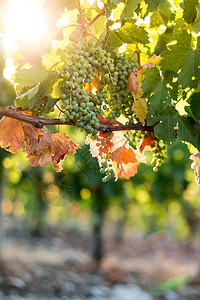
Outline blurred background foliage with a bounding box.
[1,125,200,259]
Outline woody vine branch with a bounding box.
[0,106,154,133]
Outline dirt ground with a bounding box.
[0,224,200,299]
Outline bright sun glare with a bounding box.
[4,0,46,51]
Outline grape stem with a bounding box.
[0,106,154,132]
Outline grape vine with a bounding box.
[0,0,200,185]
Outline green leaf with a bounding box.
[177,116,199,146]
[0,79,16,107]
[120,0,141,20]
[192,6,200,32]
[145,0,165,13]
[149,80,171,112]
[146,105,158,126]
[182,0,198,24]
[158,1,174,24]
[100,23,149,50]
[150,11,163,28]
[142,67,171,112]
[15,72,58,111]
[160,31,200,88]
[15,83,40,109]
[142,68,161,96]
[188,92,200,122]
[154,26,174,55]
[154,114,177,143]
[15,66,53,85]
[111,0,123,4]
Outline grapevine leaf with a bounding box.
[155,26,174,55]
[86,118,147,180]
[15,66,52,85]
[0,78,16,107]
[15,72,58,110]
[51,133,81,172]
[193,6,200,32]
[190,152,200,185]
[25,130,80,172]
[158,1,174,24]
[142,67,161,96]
[120,0,141,20]
[150,11,163,27]
[177,116,199,147]
[149,80,171,112]
[127,71,139,95]
[142,67,171,112]
[102,23,149,50]
[132,98,147,123]
[111,145,140,180]
[0,117,25,153]
[146,105,158,126]
[182,0,198,24]
[15,83,40,109]
[188,92,200,122]
[160,31,200,87]
[111,0,123,4]
[145,0,165,13]
[138,132,157,153]
[154,114,177,143]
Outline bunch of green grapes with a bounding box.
[99,154,115,182]
[127,130,143,146]
[103,54,138,119]
[58,38,139,135]
[151,139,167,172]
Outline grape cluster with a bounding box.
[58,37,139,135]
[99,155,115,182]
[103,54,138,119]
[151,139,167,172]
[59,37,118,134]
[128,130,143,146]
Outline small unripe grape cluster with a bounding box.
[100,156,115,182]
[128,130,143,146]
[151,139,167,172]
[103,54,138,119]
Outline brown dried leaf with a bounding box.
[0,117,25,153]
[25,132,80,172]
[51,133,80,171]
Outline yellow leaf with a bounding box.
[132,98,147,123]
[147,54,161,65]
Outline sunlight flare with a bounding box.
[4,0,46,50]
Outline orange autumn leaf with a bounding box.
[85,117,121,158]
[127,67,143,97]
[25,132,80,172]
[86,117,148,180]
[22,122,44,153]
[111,144,140,180]
[0,117,25,153]
[86,131,114,158]
[26,147,52,167]
[138,132,156,153]
[51,133,80,172]
[0,116,80,172]
[190,152,200,186]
